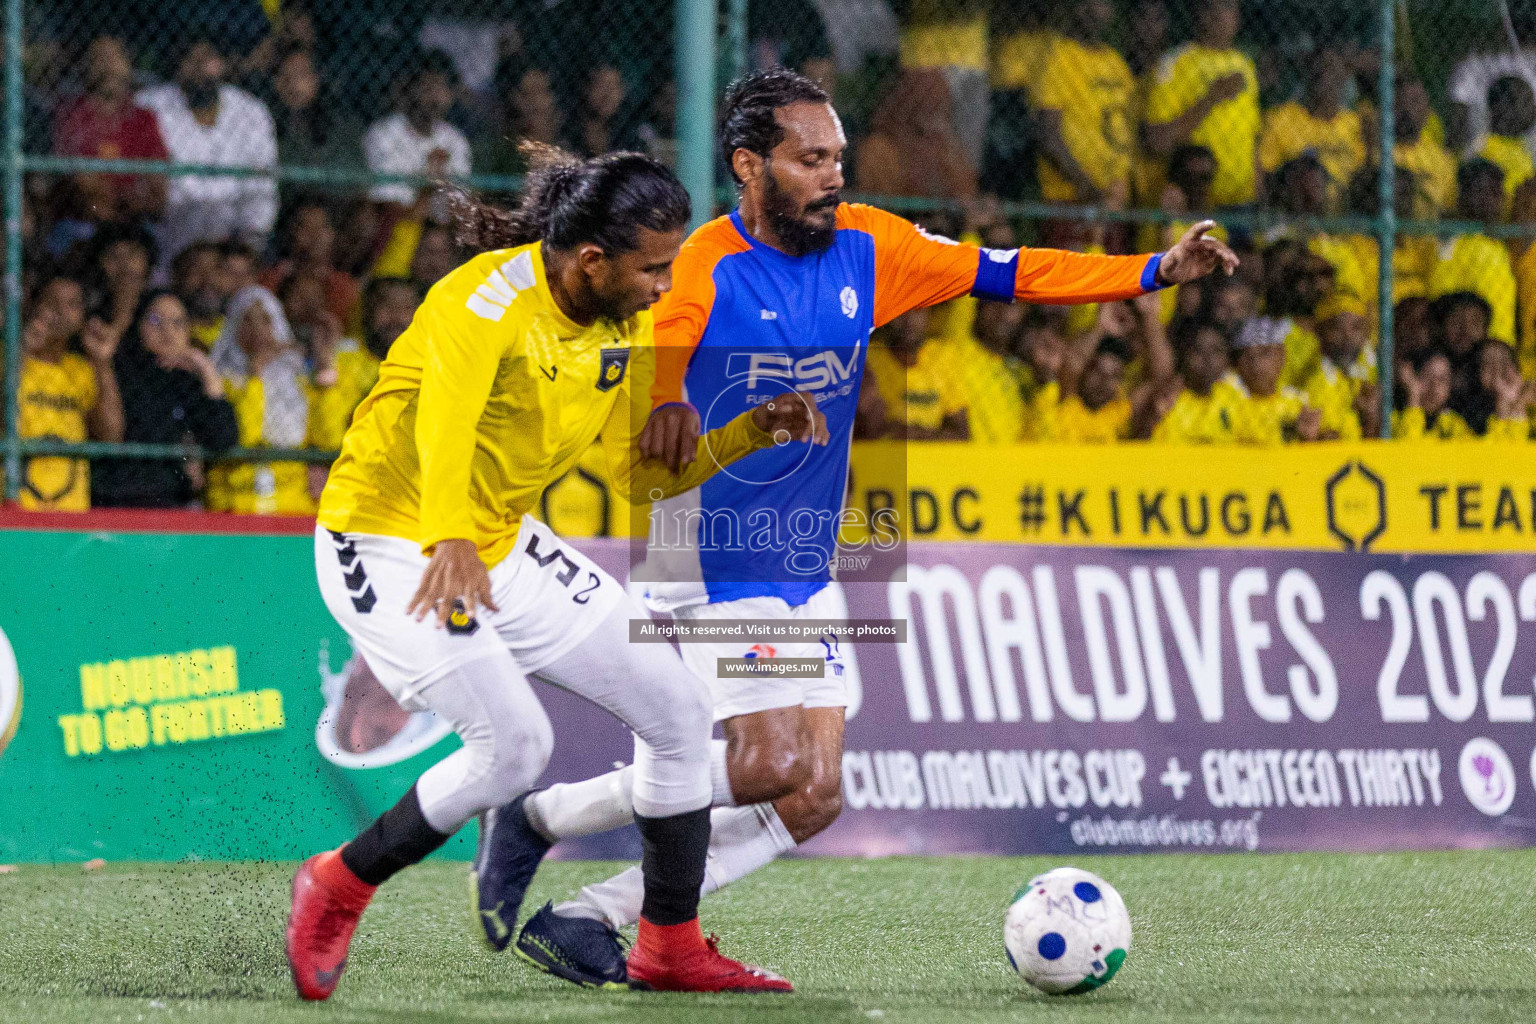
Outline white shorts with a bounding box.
[314,516,626,709]
[674,585,850,722]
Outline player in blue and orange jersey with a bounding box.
[486,70,1237,987]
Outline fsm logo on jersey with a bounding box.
[727,349,860,391]
[1458,738,1515,816]
[0,624,21,759]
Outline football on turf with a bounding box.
[1003,867,1130,994]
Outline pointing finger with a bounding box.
[1176,219,1218,248]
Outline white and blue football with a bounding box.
[1003,867,1131,994]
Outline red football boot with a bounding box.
[626,918,793,993]
[285,849,377,1001]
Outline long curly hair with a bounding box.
[447,142,691,253]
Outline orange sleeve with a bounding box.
[1014,247,1161,305]
[648,218,747,408]
[843,203,1162,328]
[844,204,981,328]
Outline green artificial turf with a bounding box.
[2,851,1534,1023]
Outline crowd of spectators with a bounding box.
[7,0,1536,517]
[859,201,1534,446]
[852,0,1536,447]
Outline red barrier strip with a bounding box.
[0,505,318,536]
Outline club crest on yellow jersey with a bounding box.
[597,348,630,392]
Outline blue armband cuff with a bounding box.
[971,247,1020,303]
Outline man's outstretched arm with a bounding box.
[847,203,1238,327]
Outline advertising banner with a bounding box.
[845,441,1536,553]
[829,543,1536,855]
[2,522,1535,861]
[542,442,1536,555]
[0,525,640,863]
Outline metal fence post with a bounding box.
[675,0,717,228]
[3,0,24,500]
[726,0,749,87]
[1376,0,1397,439]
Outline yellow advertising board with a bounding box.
[846,442,1536,554]
[540,441,1536,556]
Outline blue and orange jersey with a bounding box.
[638,203,1163,609]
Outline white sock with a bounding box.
[526,741,733,842]
[555,803,796,928]
[525,765,635,842]
[709,739,737,807]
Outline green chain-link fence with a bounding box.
[3,0,1533,515]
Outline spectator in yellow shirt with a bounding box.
[1203,274,1258,337]
[1267,156,1369,303]
[1139,145,1224,321]
[1148,145,1219,243]
[1226,318,1320,444]
[1015,308,1071,438]
[1030,0,1136,205]
[1430,159,1518,345]
[309,276,422,453]
[1394,295,1434,366]
[1430,291,1494,418]
[1262,238,1336,387]
[1139,318,1236,442]
[1303,292,1378,440]
[1144,0,1260,206]
[1341,165,1438,322]
[1509,179,1536,375]
[897,0,991,167]
[1034,335,1135,443]
[1477,76,1536,212]
[207,285,343,514]
[1392,78,1458,217]
[1257,45,1364,211]
[1394,349,1474,440]
[928,299,1030,444]
[1127,0,1173,205]
[1475,339,1535,440]
[9,276,125,510]
[864,306,969,440]
[989,5,1056,93]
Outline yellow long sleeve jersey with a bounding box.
[318,243,774,565]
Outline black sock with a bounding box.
[633,807,711,926]
[340,784,451,886]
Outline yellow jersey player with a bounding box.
[285,147,826,1000]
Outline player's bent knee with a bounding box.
[671,685,713,749]
[637,684,713,762]
[805,783,844,836]
[731,742,810,804]
[617,644,714,760]
[775,779,842,842]
[515,708,556,777]
[473,711,555,808]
